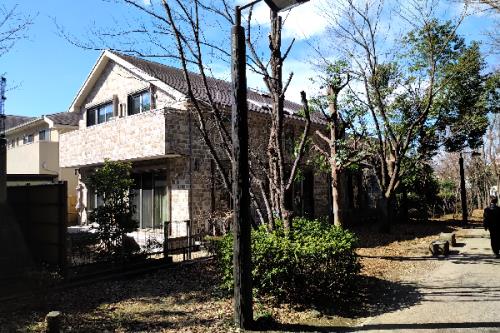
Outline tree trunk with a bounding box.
[379,194,394,233]
[331,162,342,227]
[401,187,409,224]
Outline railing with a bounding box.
[66,220,210,277]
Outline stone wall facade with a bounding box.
[65,57,331,232]
[60,110,168,168]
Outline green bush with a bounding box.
[208,218,360,303]
[87,160,139,258]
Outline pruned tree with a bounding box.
[241,5,312,232]
[309,60,367,226]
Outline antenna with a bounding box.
[0,77,5,137]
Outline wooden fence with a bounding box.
[7,182,68,270]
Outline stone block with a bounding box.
[46,311,61,333]
[439,232,456,247]
[429,240,449,256]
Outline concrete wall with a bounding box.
[7,141,59,174]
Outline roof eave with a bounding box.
[5,117,46,135]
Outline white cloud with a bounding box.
[245,1,328,40]
[143,0,152,5]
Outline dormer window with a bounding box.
[128,90,151,116]
[87,102,113,127]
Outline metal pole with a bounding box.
[459,153,467,224]
[0,77,6,205]
[231,5,253,330]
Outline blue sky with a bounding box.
[1,0,498,117]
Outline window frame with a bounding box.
[86,101,114,127]
[39,129,49,141]
[22,134,34,145]
[128,90,152,116]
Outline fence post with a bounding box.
[163,220,169,260]
[186,220,191,260]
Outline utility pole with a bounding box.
[459,153,467,224]
[0,77,7,205]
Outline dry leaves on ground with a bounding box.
[0,218,470,332]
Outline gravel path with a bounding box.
[352,227,500,333]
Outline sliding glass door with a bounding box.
[131,171,169,229]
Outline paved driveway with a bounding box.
[353,227,500,333]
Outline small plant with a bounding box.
[87,160,139,259]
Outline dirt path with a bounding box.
[351,227,500,332]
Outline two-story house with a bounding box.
[6,112,80,223]
[59,50,330,234]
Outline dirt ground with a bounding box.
[0,217,473,332]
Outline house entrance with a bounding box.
[131,171,169,229]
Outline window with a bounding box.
[128,90,151,116]
[39,129,48,141]
[22,134,34,144]
[87,191,104,211]
[86,102,113,127]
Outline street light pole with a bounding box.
[231,0,309,329]
[231,5,253,329]
[459,153,467,224]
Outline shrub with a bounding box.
[87,160,139,258]
[209,218,360,303]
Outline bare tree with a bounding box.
[487,113,500,198]
[0,4,34,58]
[242,6,312,231]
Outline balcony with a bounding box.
[59,109,183,168]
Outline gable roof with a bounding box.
[113,52,302,112]
[5,115,35,130]
[45,112,80,126]
[69,50,324,123]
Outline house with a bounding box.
[5,112,80,224]
[59,50,331,235]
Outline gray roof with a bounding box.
[5,111,79,132]
[113,52,324,123]
[5,115,36,130]
[45,111,80,126]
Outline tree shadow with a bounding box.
[0,259,231,332]
[448,253,500,266]
[254,275,422,332]
[351,219,462,248]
